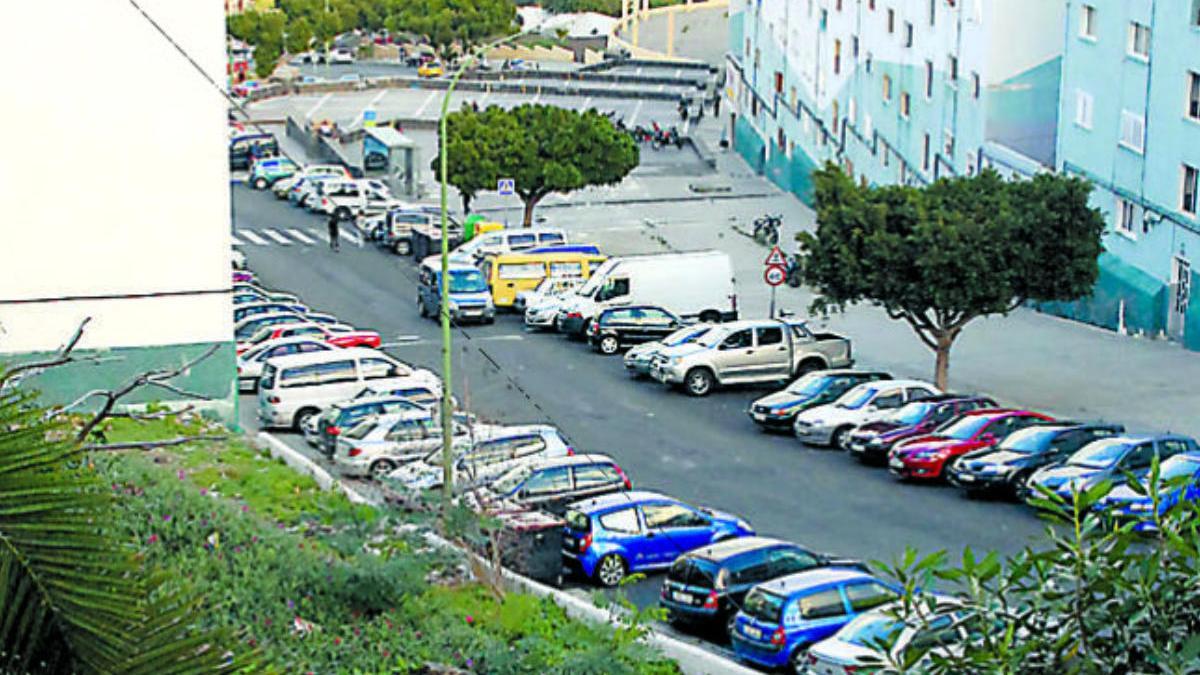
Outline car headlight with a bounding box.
[866,437,885,447]
[667,356,682,365]
[736,519,752,531]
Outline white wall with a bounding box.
[0,0,232,353]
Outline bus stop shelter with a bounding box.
[363,126,420,199]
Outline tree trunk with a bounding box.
[461,192,472,215]
[933,333,953,391]
[521,195,541,227]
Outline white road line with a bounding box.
[229,232,244,246]
[262,228,292,245]
[683,119,691,135]
[369,89,388,105]
[308,227,330,243]
[629,99,645,125]
[306,93,332,119]
[238,230,269,245]
[340,230,362,246]
[582,96,592,111]
[287,228,316,244]
[413,90,438,118]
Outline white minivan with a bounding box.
[449,227,567,263]
[555,250,738,336]
[256,347,441,430]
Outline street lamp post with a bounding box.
[437,32,525,523]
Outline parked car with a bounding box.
[292,175,340,209]
[651,320,855,397]
[233,301,309,324]
[237,337,335,393]
[586,305,684,355]
[948,422,1124,495]
[562,491,754,587]
[806,598,972,673]
[257,348,440,430]
[624,323,715,378]
[478,454,631,516]
[792,380,942,448]
[333,412,482,479]
[730,568,899,671]
[233,290,301,307]
[659,537,867,637]
[249,157,299,189]
[232,283,300,303]
[229,132,277,171]
[514,276,583,314]
[1024,434,1200,503]
[524,277,588,330]
[889,409,1054,481]
[846,395,998,464]
[237,322,381,355]
[234,312,310,341]
[309,394,429,456]
[416,257,495,324]
[1094,452,1200,531]
[313,178,396,219]
[329,48,355,64]
[384,425,572,492]
[272,164,351,199]
[451,227,568,263]
[748,370,893,432]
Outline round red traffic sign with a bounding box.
[764,265,786,287]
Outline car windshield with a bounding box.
[490,465,532,496]
[836,387,878,410]
[888,402,932,425]
[940,415,992,441]
[564,509,590,532]
[1068,439,1132,469]
[742,588,785,623]
[788,374,832,396]
[343,419,376,441]
[448,269,488,294]
[839,612,903,649]
[998,427,1060,453]
[665,326,709,347]
[1159,456,1200,482]
[667,558,716,589]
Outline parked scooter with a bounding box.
[753,213,782,246]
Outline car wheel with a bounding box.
[830,426,851,450]
[253,177,268,189]
[417,297,428,318]
[335,207,351,221]
[724,613,738,640]
[394,239,412,255]
[699,310,722,324]
[684,368,715,397]
[369,459,396,480]
[595,554,627,587]
[789,644,812,674]
[293,407,319,432]
[598,335,620,355]
[794,359,824,378]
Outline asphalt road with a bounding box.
[231,186,1049,643]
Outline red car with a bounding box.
[236,323,382,355]
[887,409,1054,481]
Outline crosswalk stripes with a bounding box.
[262,228,291,245]
[238,230,269,245]
[287,228,316,244]
[232,227,368,248]
[230,232,244,246]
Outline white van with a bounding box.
[555,250,737,336]
[449,227,568,263]
[256,347,441,430]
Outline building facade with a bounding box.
[726,0,1065,202]
[1049,0,1200,349]
[1,0,237,418]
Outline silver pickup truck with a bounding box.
[649,319,853,396]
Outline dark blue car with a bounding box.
[1094,452,1200,531]
[1026,434,1199,503]
[731,567,899,671]
[562,491,754,587]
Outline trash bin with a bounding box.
[492,509,565,585]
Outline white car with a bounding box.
[333,412,494,479]
[236,336,336,393]
[329,48,355,64]
[514,276,583,314]
[792,379,941,448]
[273,164,351,199]
[384,425,571,492]
[231,248,246,269]
[807,598,971,672]
[312,178,398,219]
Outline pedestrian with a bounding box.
[327,213,340,252]
[713,95,721,117]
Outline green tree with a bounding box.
[433,104,639,226]
[390,0,517,60]
[285,16,314,55]
[253,39,282,79]
[798,165,1104,389]
[0,375,248,673]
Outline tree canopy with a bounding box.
[432,104,640,225]
[799,164,1104,388]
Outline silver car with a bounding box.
[332,410,492,479]
[384,425,571,492]
[624,324,714,377]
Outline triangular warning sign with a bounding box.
[764,246,787,267]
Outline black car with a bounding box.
[658,537,866,637]
[947,422,1125,496]
[587,305,685,355]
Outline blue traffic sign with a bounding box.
[497,178,515,195]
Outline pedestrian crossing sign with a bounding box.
[497,178,515,196]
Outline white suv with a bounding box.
[314,178,397,219]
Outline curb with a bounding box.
[254,431,755,675]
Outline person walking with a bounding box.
[327,212,340,252]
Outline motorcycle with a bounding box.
[753,214,782,246]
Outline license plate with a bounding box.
[959,473,975,482]
[671,591,692,603]
[752,413,766,421]
[849,442,864,452]
[889,458,904,470]
[742,625,762,639]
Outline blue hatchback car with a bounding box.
[1094,453,1200,530]
[730,567,900,671]
[1026,434,1199,503]
[562,491,754,587]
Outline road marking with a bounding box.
[229,232,244,246]
[674,68,681,78]
[582,96,592,110]
[262,228,292,245]
[308,227,330,243]
[636,67,643,76]
[306,93,332,119]
[238,230,269,245]
[531,92,541,104]
[683,119,690,135]
[287,228,316,244]
[413,90,438,118]
[369,89,388,105]
[341,230,362,246]
[478,91,490,107]
[629,99,645,125]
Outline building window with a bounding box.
[1080,4,1097,39]
[943,128,954,155]
[882,74,893,101]
[791,86,798,110]
[923,133,931,171]
[775,71,784,93]
[948,55,959,82]
[901,92,911,118]
[870,0,877,10]
[1075,89,1094,129]
[745,38,750,57]
[972,72,981,99]
[1127,22,1150,60]
[1183,164,1199,215]
[1193,0,1200,26]
[863,112,873,138]
[1116,198,1138,237]
[834,40,842,75]
[754,48,761,67]
[778,127,786,149]
[1187,71,1200,121]
[836,0,843,11]
[866,52,873,73]
[929,0,937,25]
[882,146,890,167]
[887,8,896,33]
[1119,110,1145,153]
[852,35,859,58]
[925,60,934,98]
[820,9,828,29]
[848,97,857,126]
[832,100,840,133]
[904,22,914,47]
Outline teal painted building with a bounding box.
[1051,0,1200,350]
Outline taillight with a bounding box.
[326,426,340,436]
[348,447,362,457]
[565,447,575,456]
[770,627,786,646]
[236,365,242,374]
[579,533,592,553]
[566,311,582,319]
[614,464,632,490]
[267,396,281,404]
[843,667,858,674]
[703,590,719,609]
[322,198,329,207]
